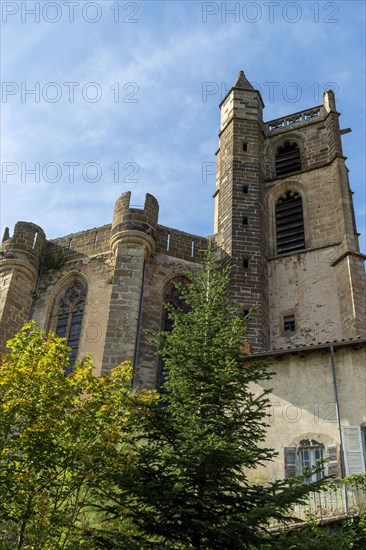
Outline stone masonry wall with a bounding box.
[0,266,36,352]
[32,254,113,377]
[268,244,343,349]
[216,86,270,351]
[155,225,208,263]
[102,243,145,374]
[135,253,203,389]
[47,224,112,262]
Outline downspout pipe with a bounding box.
[133,259,146,385]
[28,259,44,320]
[329,344,348,515]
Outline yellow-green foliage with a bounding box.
[0,322,156,549]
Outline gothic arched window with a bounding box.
[158,277,189,391]
[275,141,301,177]
[276,191,305,255]
[55,280,87,371]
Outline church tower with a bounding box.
[215,71,366,351]
[214,71,269,351]
[263,89,366,348]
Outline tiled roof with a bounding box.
[247,336,366,358]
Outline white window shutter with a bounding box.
[342,426,366,476]
[326,444,341,478]
[284,447,297,479]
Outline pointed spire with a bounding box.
[233,70,255,91]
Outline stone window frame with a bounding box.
[266,180,310,258]
[46,273,88,369]
[264,132,306,181]
[275,140,302,177]
[280,310,298,338]
[275,191,305,255]
[283,313,296,335]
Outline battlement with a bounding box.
[110,192,159,256]
[112,191,159,235]
[0,222,46,270]
[47,224,112,266]
[156,225,208,263]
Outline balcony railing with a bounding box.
[266,107,322,132]
[270,484,365,529]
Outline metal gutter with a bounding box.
[329,344,349,515]
[133,259,146,381]
[244,338,366,359]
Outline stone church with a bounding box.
[1,71,365,486]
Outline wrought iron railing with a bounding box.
[270,484,365,528]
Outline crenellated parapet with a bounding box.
[0,222,46,351]
[0,222,46,280]
[110,192,159,258]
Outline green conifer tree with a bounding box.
[96,249,329,549]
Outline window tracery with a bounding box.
[55,280,86,371]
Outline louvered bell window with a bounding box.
[275,141,301,176]
[276,191,305,254]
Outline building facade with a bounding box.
[1,71,365,484]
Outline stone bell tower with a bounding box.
[214,71,269,351]
[263,88,366,348]
[214,70,366,352]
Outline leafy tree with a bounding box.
[0,322,155,549]
[92,250,329,549]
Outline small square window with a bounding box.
[284,315,296,333]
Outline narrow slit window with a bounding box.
[191,239,195,257]
[93,231,98,249]
[243,216,248,225]
[243,258,249,269]
[276,191,305,254]
[243,185,249,194]
[243,142,248,152]
[32,232,38,249]
[275,141,301,177]
[166,233,171,251]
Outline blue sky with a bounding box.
[1,0,365,253]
